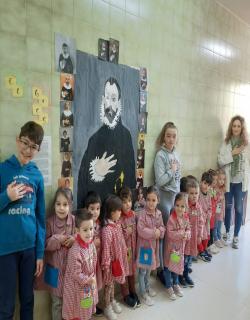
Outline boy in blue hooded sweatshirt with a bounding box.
[0,121,45,320]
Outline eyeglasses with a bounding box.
[18,138,40,152]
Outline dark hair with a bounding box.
[105,77,121,100]
[85,191,101,209]
[118,186,132,201]
[100,194,122,227]
[186,179,199,191]
[63,130,67,135]
[201,171,213,185]
[19,121,44,146]
[62,43,68,47]
[156,122,177,148]
[73,208,93,228]
[146,185,160,200]
[208,169,217,177]
[180,177,188,192]
[186,175,198,182]
[50,187,72,217]
[174,192,187,205]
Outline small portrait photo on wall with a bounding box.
[58,177,73,192]
[60,101,74,127]
[61,152,72,178]
[60,127,73,152]
[138,133,145,150]
[60,73,74,101]
[138,112,148,133]
[136,169,144,189]
[137,149,145,169]
[140,67,147,90]
[98,38,109,61]
[140,91,147,113]
[55,33,76,74]
[109,38,119,64]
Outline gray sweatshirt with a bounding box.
[154,146,181,193]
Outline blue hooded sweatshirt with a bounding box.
[0,155,45,258]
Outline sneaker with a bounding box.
[94,306,103,317]
[130,293,141,308]
[232,237,239,249]
[184,275,194,287]
[214,240,224,248]
[166,287,176,300]
[192,256,198,262]
[141,293,154,306]
[188,267,193,273]
[204,250,212,258]
[104,306,117,320]
[222,233,227,241]
[123,295,137,309]
[198,252,211,262]
[147,287,157,297]
[208,244,219,254]
[226,232,231,243]
[220,239,228,246]
[111,300,122,314]
[157,269,166,286]
[179,276,188,288]
[173,284,184,297]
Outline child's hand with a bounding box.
[232,145,244,156]
[170,160,178,172]
[35,259,43,277]
[63,236,75,248]
[155,229,161,239]
[88,276,96,287]
[59,235,68,244]
[197,237,202,244]
[7,181,26,201]
[126,226,133,235]
[94,237,101,248]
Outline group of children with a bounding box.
[39,167,227,320]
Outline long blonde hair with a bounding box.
[156,122,177,148]
[225,115,248,145]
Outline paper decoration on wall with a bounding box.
[98,38,109,61]
[55,33,76,74]
[12,85,23,97]
[39,113,49,124]
[5,75,16,89]
[60,73,74,101]
[39,95,49,107]
[109,38,119,64]
[140,91,147,113]
[138,112,148,133]
[74,51,139,206]
[32,87,42,99]
[61,152,72,177]
[136,169,144,189]
[32,104,42,115]
[60,127,73,152]
[60,101,74,127]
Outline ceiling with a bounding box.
[216,0,250,26]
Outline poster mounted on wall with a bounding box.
[55,33,76,74]
[98,38,109,61]
[109,38,119,64]
[60,73,74,101]
[138,112,148,133]
[60,101,74,127]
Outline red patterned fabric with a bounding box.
[101,220,129,285]
[215,189,225,222]
[164,211,191,275]
[136,208,165,270]
[93,220,103,290]
[199,192,212,240]
[62,238,98,320]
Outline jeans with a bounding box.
[183,255,192,277]
[163,267,179,289]
[213,220,222,241]
[225,183,246,237]
[138,268,151,295]
[0,248,36,320]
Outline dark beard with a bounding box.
[104,107,117,124]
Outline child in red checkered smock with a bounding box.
[180,179,203,288]
[163,193,191,300]
[198,171,213,262]
[40,188,75,320]
[62,209,98,320]
[101,195,129,320]
[118,187,140,308]
[214,170,227,248]
[84,191,103,316]
[137,186,165,306]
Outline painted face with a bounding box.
[146,192,159,212]
[64,101,70,110]
[111,209,121,222]
[175,198,186,217]
[103,82,119,123]
[87,202,101,222]
[16,136,39,165]
[217,174,226,188]
[77,219,94,243]
[188,187,199,205]
[55,193,70,220]
[164,128,177,151]
[232,119,242,137]
[62,45,69,55]
[122,199,132,213]
[200,181,209,194]
[65,76,71,85]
